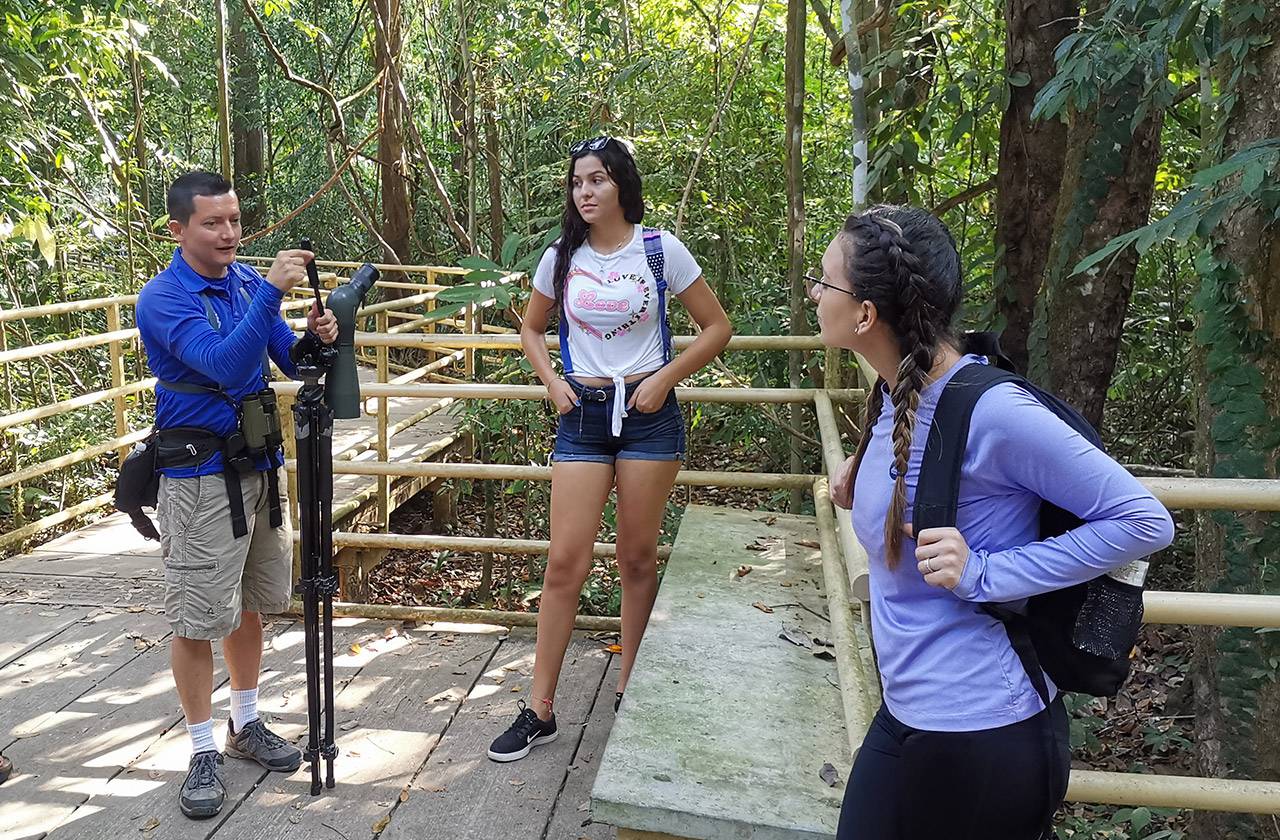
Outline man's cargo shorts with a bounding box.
[157,467,292,640]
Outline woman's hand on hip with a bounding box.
[627,373,672,414]
[907,524,969,590]
[549,378,580,415]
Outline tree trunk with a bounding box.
[993,0,1075,371]
[129,47,150,218]
[229,0,266,230]
[837,0,870,207]
[483,85,504,260]
[1191,4,1280,835]
[1030,66,1165,429]
[214,0,233,181]
[371,0,411,270]
[785,0,807,512]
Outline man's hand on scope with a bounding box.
[308,303,338,344]
[266,248,314,293]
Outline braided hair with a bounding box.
[549,139,646,317]
[843,205,962,567]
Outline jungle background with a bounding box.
[1,0,1278,836]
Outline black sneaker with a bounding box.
[487,701,557,762]
[179,750,226,819]
[226,719,303,772]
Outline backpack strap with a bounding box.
[911,362,1020,532]
[642,228,673,364]
[912,361,1054,708]
[552,241,575,374]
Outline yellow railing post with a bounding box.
[464,302,475,379]
[376,310,390,531]
[106,302,129,465]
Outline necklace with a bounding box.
[592,227,632,257]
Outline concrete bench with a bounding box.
[591,505,853,839]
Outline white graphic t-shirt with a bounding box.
[532,225,702,434]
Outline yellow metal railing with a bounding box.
[0,261,510,550]
[2,286,1279,816]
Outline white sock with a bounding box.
[230,687,259,730]
[187,718,217,755]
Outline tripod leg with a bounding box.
[318,404,337,789]
[294,390,323,796]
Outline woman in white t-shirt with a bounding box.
[488,137,732,762]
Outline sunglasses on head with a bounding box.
[569,136,620,157]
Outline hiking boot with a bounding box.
[0,754,12,785]
[487,701,557,762]
[179,751,226,819]
[225,719,302,772]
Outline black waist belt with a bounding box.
[155,426,283,539]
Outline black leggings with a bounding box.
[837,698,1070,840]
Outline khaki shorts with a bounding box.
[158,467,292,640]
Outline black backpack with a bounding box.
[910,332,1149,705]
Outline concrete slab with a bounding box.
[591,505,851,840]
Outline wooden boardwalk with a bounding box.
[0,553,621,840]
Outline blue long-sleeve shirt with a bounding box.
[136,249,298,477]
[852,355,1175,732]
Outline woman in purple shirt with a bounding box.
[810,205,1174,839]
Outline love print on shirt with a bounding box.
[565,267,653,342]
[574,290,631,312]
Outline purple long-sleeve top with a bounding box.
[851,355,1175,732]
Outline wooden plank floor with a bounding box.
[0,566,621,840]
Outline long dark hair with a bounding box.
[550,139,646,313]
[843,205,962,567]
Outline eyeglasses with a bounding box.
[804,271,857,299]
[569,136,614,156]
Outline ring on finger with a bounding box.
[925,558,936,574]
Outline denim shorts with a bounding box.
[553,375,686,464]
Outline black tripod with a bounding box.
[293,351,338,795]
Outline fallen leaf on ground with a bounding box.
[605,644,622,654]
[349,642,363,655]
[795,539,820,549]
[751,601,774,614]
[399,786,410,803]
[139,816,160,831]
[736,564,752,577]
[126,605,145,613]
[813,649,836,661]
[820,763,841,787]
[509,779,525,787]
[372,815,390,832]
[492,675,505,685]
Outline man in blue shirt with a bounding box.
[136,171,338,819]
